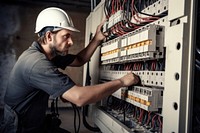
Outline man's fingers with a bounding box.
[101,17,107,25]
[98,17,107,30]
[132,72,140,84]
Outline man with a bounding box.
[0,7,139,132]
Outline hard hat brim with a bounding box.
[35,26,80,34]
[64,26,80,32]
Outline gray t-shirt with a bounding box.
[4,41,76,131]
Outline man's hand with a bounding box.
[94,19,108,42]
[119,72,140,87]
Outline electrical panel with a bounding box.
[84,0,196,132]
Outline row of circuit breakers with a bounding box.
[96,0,168,132]
[100,70,164,111]
[101,24,164,65]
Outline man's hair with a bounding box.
[37,27,60,44]
[37,35,46,44]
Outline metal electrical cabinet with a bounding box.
[83,0,199,132]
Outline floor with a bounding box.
[0,107,97,133]
[58,108,95,133]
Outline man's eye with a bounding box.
[63,34,70,39]
[63,35,68,39]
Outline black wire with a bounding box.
[82,106,101,132]
[56,98,59,117]
[139,10,168,18]
[126,0,130,20]
[196,47,200,55]
[104,0,109,18]
[196,64,200,71]
[123,101,126,124]
[106,95,113,106]
[76,106,81,133]
[71,103,77,133]
[107,0,112,17]
[51,99,55,114]
[135,0,168,18]
[71,103,81,133]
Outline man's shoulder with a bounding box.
[19,42,48,64]
[25,42,45,58]
[14,45,51,75]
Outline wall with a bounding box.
[0,3,89,108]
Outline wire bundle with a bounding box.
[102,59,165,71]
[104,0,166,39]
[106,96,163,132]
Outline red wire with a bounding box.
[116,23,126,35]
[125,64,131,70]
[122,0,127,10]
[119,24,127,35]
[134,9,156,22]
[151,61,156,71]
[137,108,141,120]
[139,109,144,123]
[113,24,123,36]
[125,64,128,70]
[146,111,151,125]
[116,0,119,11]
[139,63,142,70]
[131,0,140,23]
[133,63,137,71]
[158,115,163,133]
[112,0,115,14]
[130,0,159,24]
[120,21,135,33]
[126,19,140,29]
[136,63,139,71]
[118,0,122,10]
[151,114,157,128]
[128,64,132,70]
[134,6,159,21]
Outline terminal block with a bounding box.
[127,86,163,111]
[101,24,164,64]
[100,70,165,87]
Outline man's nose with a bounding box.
[68,37,73,46]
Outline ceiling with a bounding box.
[1,0,101,12]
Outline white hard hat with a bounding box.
[35,7,80,33]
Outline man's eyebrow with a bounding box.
[64,33,71,36]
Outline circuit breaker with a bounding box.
[83,0,197,132]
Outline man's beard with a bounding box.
[50,43,67,57]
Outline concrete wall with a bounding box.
[0,3,89,107]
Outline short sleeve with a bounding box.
[29,59,75,98]
[52,54,77,69]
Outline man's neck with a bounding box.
[40,43,55,60]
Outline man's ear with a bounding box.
[45,31,53,42]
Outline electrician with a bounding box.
[0,7,139,133]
